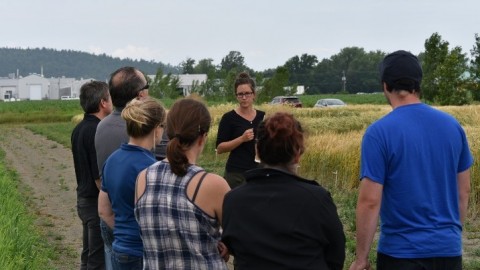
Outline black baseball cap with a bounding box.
[380,50,422,91]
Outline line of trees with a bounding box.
[150,32,480,105]
[3,32,480,105]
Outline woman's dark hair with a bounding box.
[234,72,255,94]
[121,97,166,138]
[256,112,304,166]
[166,98,211,176]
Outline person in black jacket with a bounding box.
[222,112,345,270]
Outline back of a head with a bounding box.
[121,97,166,139]
[109,66,146,108]
[166,98,211,176]
[257,112,304,166]
[234,72,255,92]
[379,50,423,93]
[80,81,109,114]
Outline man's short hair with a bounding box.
[380,50,423,93]
[108,67,146,108]
[80,81,109,114]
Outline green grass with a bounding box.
[0,150,57,270]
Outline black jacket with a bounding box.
[222,168,345,270]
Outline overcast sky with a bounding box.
[2,0,479,71]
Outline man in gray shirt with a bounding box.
[95,66,167,269]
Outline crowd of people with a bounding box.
[71,50,473,270]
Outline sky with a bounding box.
[2,0,479,71]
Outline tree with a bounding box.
[180,57,195,74]
[284,54,318,88]
[422,33,449,102]
[470,33,480,100]
[194,58,217,76]
[423,33,470,105]
[220,51,246,72]
[258,67,289,103]
[435,47,470,105]
[149,68,164,98]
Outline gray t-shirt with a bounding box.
[95,108,168,174]
[95,110,129,174]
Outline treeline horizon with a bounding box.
[2,31,480,102]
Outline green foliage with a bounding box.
[307,47,385,94]
[180,57,195,74]
[470,33,480,101]
[0,100,82,124]
[220,51,246,73]
[0,47,179,80]
[422,33,471,105]
[257,67,289,103]
[0,151,57,269]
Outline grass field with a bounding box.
[0,150,57,269]
[2,95,480,269]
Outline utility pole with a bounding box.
[342,70,346,93]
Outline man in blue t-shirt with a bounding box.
[349,51,473,270]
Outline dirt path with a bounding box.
[0,126,80,270]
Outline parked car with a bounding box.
[314,98,346,108]
[270,96,303,108]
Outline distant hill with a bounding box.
[0,47,181,80]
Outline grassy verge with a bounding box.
[0,150,57,270]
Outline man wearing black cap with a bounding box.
[349,51,473,270]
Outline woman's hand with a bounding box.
[242,128,254,142]
[217,241,230,262]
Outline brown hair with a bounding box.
[256,112,304,165]
[234,72,255,94]
[121,97,166,138]
[166,98,211,176]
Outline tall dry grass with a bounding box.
[205,104,480,216]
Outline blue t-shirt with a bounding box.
[360,103,473,258]
[102,143,157,257]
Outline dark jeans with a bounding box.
[377,252,462,270]
[112,252,143,270]
[224,171,246,189]
[77,197,105,270]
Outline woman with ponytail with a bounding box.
[216,72,265,189]
[222,112,346,270]
[98,97,166,270]
[134,98,231,269]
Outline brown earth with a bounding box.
[0,126,235,270]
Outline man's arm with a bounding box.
[98,190,115,229]
[458,169,471,224]
[349,178,383,270]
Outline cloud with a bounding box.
[110,45,164,62]
[88,45,103,55]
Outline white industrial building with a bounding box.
[0,73,94,101]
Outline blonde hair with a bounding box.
[121,97,166,138]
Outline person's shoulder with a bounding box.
[222,110,236,117]
[291,176,332,199]
[199,172,229,193]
